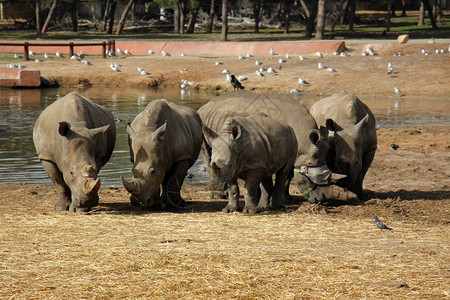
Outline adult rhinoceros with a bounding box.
[121,99,203,209]
[198,90,335,204]
[33,92,116,212]
[309,92,377,200]
[203,114,297,214]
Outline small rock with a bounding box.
[397,34,409,44]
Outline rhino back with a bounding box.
[310,92,375,128]
[232,115,297,173]
[199,90,317,150]
[131,99,202,163]
[33,92,115,164]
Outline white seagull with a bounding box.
[298,55,307,61]
[215,61,223,65]
[124,49,132,55]
[81,60,92,65]
[298,78,309,84]
[148,49,155,54]
[13,53,21,59]
[278,58,286,64]
[290,88,301,93]
[222,69,230,74]
[238,55,245,60]
[70,54,80,60]
[237,75,248,81]
[44,53,51,59]
[255,70,265,77]
[246,52,252,58]
[326,67,336,73]
[29,50,35,56]
[315,52,323,58]
[116,48,124,55]
[141,70,150,75]
[267,67,277,74]
[394,87,402,95]
[269,48,275,56]
[255,60,262,65]
[56,51,64,58]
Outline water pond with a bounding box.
[0,87,448,186]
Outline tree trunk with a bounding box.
[315,0,326,39]
[331,0,345,32]
[435,0,442,20]
[418,2,424,26]
[253,0,262,33]
[107,1,116,34]
[42,0,57,34]
[186,7,199,33]
[421,0,438,29]
[35,0,41,35]
[386,0,392,32]
[72,0,78,32]
[174,4,180,33]
[401,0,407,17]
[298,0,310,18]
[207,0,216,33]
[305,0,318,38]
[221,0,228,41]
[180,2,186,34]
[102,0,111,31]
[284,0,292,34]
[349,0,355,31]
[115,0,134,34]
[341,0,350,24]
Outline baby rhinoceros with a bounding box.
[121,99,202,209]
[33,92,116,212]
[203,115,297,214]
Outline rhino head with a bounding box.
[58,121,110,211]
[293,126,345,204]
[121,121,168,207]
[324,114,370,193]
[202,119,241,184]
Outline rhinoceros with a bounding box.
[309,92,377,199]
[198,90,334,204]
[33,92,116,212]
[203,114,297,213]
[121,99,203,209]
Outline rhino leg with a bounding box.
[258,177,273,211]
[242,170,264,214]
[356,149,376,200]
[41,160,71,211]
[223,180,239,213]
[271,165,292,209]
[162,160,192,210]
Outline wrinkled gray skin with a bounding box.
[310,92,377,200]
[203,115,297,214]
[33,92,116,212]
[121,99,202,209]
[198,90,331,204]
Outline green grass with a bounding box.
[0,11,448,42]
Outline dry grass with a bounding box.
[1,125,449,299]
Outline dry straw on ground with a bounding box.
[1,128,449,299]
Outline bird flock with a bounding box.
[4,41,449,97]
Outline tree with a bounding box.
[41,0,57,34]
[186,7,199,33]
[386,0,392,32]
[305,0,318,38]
[421,0,438,29]
[250,0,263,33]
[315,0,326,39]
[36,0,42,35]
[72,0,79,32]
[206,0,216,33]
[221,0,228,41]
[330,0,345,32]
[116,0,135,34]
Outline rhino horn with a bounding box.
[330,173,347,183]
[90,123,112,136]
[85,178,101,195]
[121,176,139,194]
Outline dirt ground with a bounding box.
[4,40,449,97]
[0,40,449,298]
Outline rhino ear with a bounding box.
[126,123,136,139]
[309,130,320,146]
[326,119,343,132]
[355,114,369,133]
[202,125,218,141]
[58,122,72,137]
[152,121,167,142]
[319,126,328,139]
[231,125,241,140]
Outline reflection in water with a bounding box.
[0,87,448,186]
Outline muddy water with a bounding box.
[0,87,448,186]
